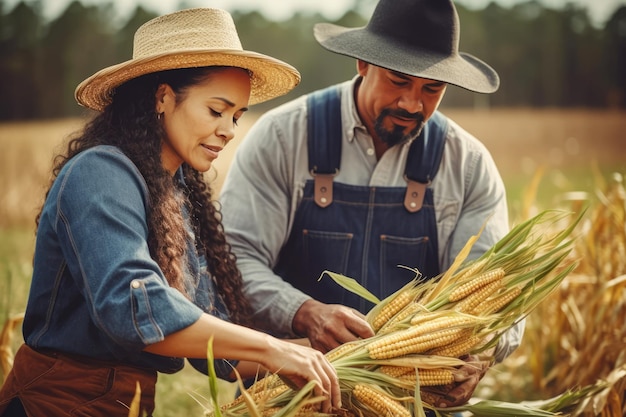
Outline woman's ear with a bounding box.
[155,83,171,114]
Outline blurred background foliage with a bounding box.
[0,0,626,121]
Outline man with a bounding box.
[220,0,523,407]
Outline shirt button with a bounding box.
[366,148,375,156]
[131,280,141,289]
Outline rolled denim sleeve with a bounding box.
[53,147,203,349]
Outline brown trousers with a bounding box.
[0,344,157,417]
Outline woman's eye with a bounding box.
[210,109,222,118]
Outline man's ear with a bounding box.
[356,59,369,76]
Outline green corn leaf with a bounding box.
[442,399,558,416]
[206,336,223,417]
[319,270,381,305]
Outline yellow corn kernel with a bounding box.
[261,407,282,416]
[429,334,483,357]
[352,384,411,417]
[221,382,289,410]
[453,258,488,281]
[367,327,466,359]
[448,267,506,302]
[378,365,415,378]
[325,341,362,362]
[244,374,283,395]
[476,286,522,315]
[409,312,476,329]
[415,369,455,386]
[368,314,477,359]
[378,302,423,334]
[379,366,456,386]
[454,280,504,314]
[373,290,414,331]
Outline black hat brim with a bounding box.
[314,22,499,94]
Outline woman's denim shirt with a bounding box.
[23,145,237,377]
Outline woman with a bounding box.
[0,8,340,417]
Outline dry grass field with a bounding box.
[1,108,624,416]
[1,108,624,229]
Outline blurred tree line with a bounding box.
[0,0,625,120]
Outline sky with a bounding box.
[3,0,625,28]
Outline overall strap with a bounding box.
[306,86,342,208]
[403,111,448,212]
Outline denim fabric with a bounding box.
[275,181,439,314]
[22,145,236,377]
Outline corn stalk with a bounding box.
[476,171,626,416]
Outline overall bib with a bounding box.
[274,87,448,314]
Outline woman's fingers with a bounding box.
[309,351,340,412]
[271,342,341,412]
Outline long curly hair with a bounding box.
[38,67,251,325]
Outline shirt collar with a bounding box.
[341,75,368,143]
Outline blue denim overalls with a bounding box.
[274,87,448,314]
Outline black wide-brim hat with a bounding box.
[314,0,499,94]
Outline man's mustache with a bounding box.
[383,108,425,124]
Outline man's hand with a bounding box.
[421,354,493,407]
[292,299,375,352]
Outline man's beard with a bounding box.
[374,108,426,147]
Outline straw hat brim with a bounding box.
[314,23,499,94]
[75,49,301,111]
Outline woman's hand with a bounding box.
[261,338,342,413]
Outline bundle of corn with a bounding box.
[476,172,626,416]
[209,209,584,417]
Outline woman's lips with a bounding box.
[201,144,222,159]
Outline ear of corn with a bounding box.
[415,369,455,386]
[377,365,415,378]
[366,314,479,359]
[448,267,506,302]
[372,290,414,331]
[367,326,467,359]
[326,340,364,362]
[377,302,423,334]
[220,381,289,410]
[352,384,412,417]
[380,367,455,386]
[408,312,477,329]
[454,280,504,314]
[429,334,484,357]
[453,258,489,281]
[475,286,523,315]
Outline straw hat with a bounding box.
[75,8,301,111]
[314,0,499,94]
